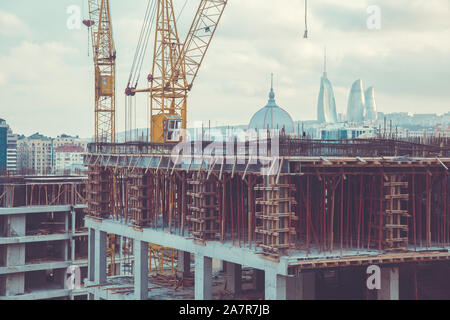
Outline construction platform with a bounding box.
[84,137,450,300]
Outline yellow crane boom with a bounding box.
[129,0,227,143]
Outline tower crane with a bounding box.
[84,0,117,276]
[126,0,228,143]
[84,0,116,146]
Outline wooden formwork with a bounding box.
[255,175,297,259]
[84,143,450,261]
[383,176,410,251]
[186,172,220,242]
[87,165,112,218]
[128,169,154,227]
[0,177,87,208]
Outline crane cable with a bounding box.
[125,0,157,141]
[128,0,157,88]
[176,0,189,22]
[135,1,157,86]
[304,0,309,38]
[128,0,152,86]
[81,0,91,57]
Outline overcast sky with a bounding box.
[0,0,449,138]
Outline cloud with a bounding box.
[0,0,449,137]
[0,72,5,86]
[0,41,93,137]
[0,10,30,37]
[184,0,449,124]
[0,41,77,84]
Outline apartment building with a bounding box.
[6,128,18,174]
[54,145,85,175]
[17,134,53,175]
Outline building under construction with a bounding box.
[77,0,449,301]
[83,136,450,300]
[0,175,89,300]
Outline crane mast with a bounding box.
[86,0,116,145]
[131,0,227,143]
[85,0,117,275]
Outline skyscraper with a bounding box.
[346,79,366,123]
[6,128,18,174]
[364,87,378,121]
[317,49,338,124]
[0,119,7,172]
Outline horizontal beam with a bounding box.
[85,217,287,275]
[0,261,72,275]
[0,233,72,245]
[1,289,72,300]
[288,251,450,273]
[0,205,87,216]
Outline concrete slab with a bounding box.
[0,289,71,300]
[0,205,87,216]
[85,218,286,276]
[0,234,72,245]
[0,261,72,275]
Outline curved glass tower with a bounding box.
[364,87,378,121]
[346,79,366,123]
[317,49,338,123]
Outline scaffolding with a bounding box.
[83,137,450,263]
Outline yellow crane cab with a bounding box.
[152,113,182,143]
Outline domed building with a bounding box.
[248,76,295,134]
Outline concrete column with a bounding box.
[5,215,26,296]
[286,272,316,300]
[265,270,287,300]
[195,254,212,300]
[64,212,70,261]
[225,261,242,295]
[377,267,399,300]
[71,209,76,262]
[88,228,95,281]
[94,230,107,284]
[253,269,265,292]
[177,251,191,277]
[134,240,148,300]
[119,236,124,275]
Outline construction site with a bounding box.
[0,0,449,301]
[0,176,89,300]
